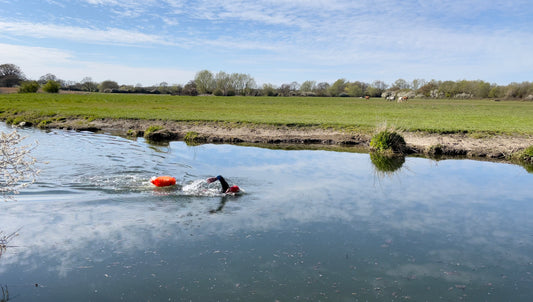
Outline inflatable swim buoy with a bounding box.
[150,176,176,187]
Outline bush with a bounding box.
[18,81,40,93]
[521,145,533,163]
[370,130,407,153]
[42,80,61,93]
[144,125,163,137]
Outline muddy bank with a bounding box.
[10,117,532,160]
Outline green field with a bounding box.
[1,93,533,134]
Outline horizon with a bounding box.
[1,0,532,86]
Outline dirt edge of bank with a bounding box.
[10,117,531,161]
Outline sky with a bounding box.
[1,0,532,86]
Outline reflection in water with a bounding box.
[369,152,405,175]
[522,162,533,173]
[1,285,9,302]
[1,123,533,301]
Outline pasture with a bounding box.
[1,93,532,135]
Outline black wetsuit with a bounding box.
[216,175,230,193]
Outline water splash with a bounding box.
[182,179,223,197]
[72,174,153,193]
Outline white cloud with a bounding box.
[1,0,532,84]
[0,21,174,46]
[0,43,194,85]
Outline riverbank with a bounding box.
[2,93,533,161]
[15,117,533,160]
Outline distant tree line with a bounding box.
[1,63,532,100]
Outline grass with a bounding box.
[1,93,533,135]
[370,130,407,153]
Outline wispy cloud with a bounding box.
[0,21,174,46]
[0,43,194,84]
[1,0,531,84]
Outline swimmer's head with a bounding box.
[227,185,240,193]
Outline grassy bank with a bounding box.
[1,93,533,134]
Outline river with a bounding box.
[1,123,532,301]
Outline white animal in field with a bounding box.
[386,96,395,101]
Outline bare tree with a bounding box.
[0,63,25,87]
[38,73,59,85]
[81,77,98,92]
[1,130,40,200]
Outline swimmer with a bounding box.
[206,175,240,194]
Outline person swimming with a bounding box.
[206,175,240,194]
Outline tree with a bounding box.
[315,82,330,97]
[195,70,215,94]
[438,81,458,98]
[411,79,426,91]
[0,64,25,87]
[243,75,257,96]
[18,81,40,93]
[328,79,347,96]
[417,81,438,97]
[183,80,198,96]
[261,83,276,96]
[215,71,232,95]
[42,80,61,93]
[365,86,382,97]
[345,82,363,97]
[38,73,58,85]
[300,80,316,93]
[392,78,410,90]
[168,84,183,95]
[277,83,292,97]
[367,80,388,97]
[81,77,98,92]
[99,80,119,92]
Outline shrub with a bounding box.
[184,131,206,145]
[370,130,406,153]
[521,145,533,163]
[18,81,40,93]
[42,80,61,93]
[184,131,199,142]
[144,125,163,138]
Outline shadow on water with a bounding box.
[208,194,243,214]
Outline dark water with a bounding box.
[1,123,532,301]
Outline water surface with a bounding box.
[1,123,532,301]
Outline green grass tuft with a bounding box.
[370,130,406,153]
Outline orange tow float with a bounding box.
[150,176,176,187]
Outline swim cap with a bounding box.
[228,185,240,193]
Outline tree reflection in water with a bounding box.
[1,129,39,201]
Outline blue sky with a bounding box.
[1,0,532,86]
